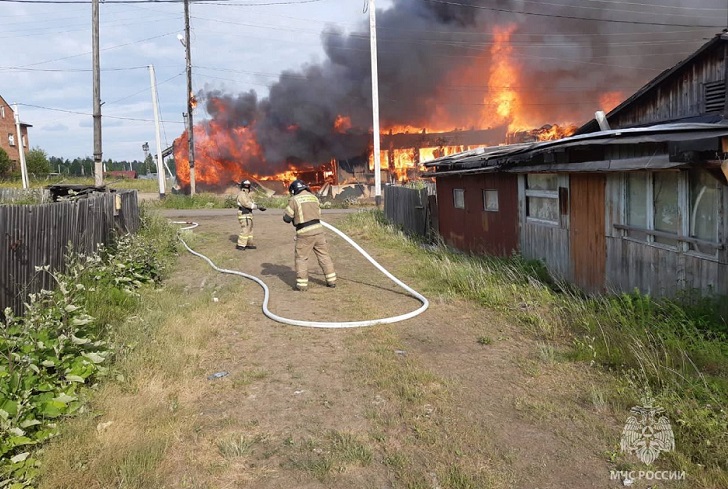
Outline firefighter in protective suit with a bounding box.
[236,180,265,250]
[283,180,337,291]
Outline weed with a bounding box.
[216,434,263,458]
[476,335,492,345]
[0,214,177,487]
[338,211,728,483]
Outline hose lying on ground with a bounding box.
[172,220,429,329]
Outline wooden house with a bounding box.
[426,33,728,297]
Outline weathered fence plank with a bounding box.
[1,190,140,316]
[383,185,431,238]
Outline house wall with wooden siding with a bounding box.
[611,44,726,127]
[603,173,728,297]
[518,174,571,280]
[435,173,518,256]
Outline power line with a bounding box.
[0,0,324,3]
[14,31,178,68]
[16,102,185,123]
[0,66,152,72]
[417,0,726,28]
[105,72,184,105]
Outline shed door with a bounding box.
[570,174,606,293]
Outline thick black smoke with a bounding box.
[198,0,725,175]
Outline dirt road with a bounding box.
[41,207,659,488]
[135,207,640,489]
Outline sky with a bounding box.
[1,0,727,163]
[2,0,395,162]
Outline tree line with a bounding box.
[0,146,176,179]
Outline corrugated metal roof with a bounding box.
[425,122,728,175]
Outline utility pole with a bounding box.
[184,0,196,195]
[148,65,166,198]
[13,104,29,189]
[368,0,382,206]
[92,0,103,187]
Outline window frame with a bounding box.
[620,170,722,257]
[525,173,560,225]
[483,189,499,212]
[453,188,465,209]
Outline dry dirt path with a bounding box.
[157,208,636,488]
[84,208,652,488]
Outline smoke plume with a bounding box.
[180,0,724,179]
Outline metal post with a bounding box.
[369,0,382,206]
[148,65,166,198]
[92,0,103,186]
[184,0,195,195]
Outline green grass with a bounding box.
[144,192,236,209]
[0,175,164,192]
[289,431,372,481]
[338,210,728,487]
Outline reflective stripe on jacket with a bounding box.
[284,191,323,234]
[237,189,256,212]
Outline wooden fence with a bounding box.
[1,190,140,316]
[383,185,435,238]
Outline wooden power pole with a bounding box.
[92,0,103,186]
[184,0,196,195]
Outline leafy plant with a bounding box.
[0,215,175,487]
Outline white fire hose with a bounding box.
[172,220,429,328]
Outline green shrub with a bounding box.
[0,213,177,486]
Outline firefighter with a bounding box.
[283,179,337,291]
[236,180,265,250]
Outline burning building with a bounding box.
[172,0,716,194]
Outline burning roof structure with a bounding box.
[172,0,719,193]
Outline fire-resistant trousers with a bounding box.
[294,231,336,289]
[237,214,254,247]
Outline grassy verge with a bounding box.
[0,176,163,193]
[146,190,371,210]
[337,210,728,488]
[0,211,178,487]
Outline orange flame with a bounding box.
[334,115,352,133]
[599,91,624,113]
[173,23,622,191]
[483,24,522,131]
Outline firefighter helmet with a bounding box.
[240,179,252,190]
[289,179,309,195]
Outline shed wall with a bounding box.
[435,173,518,256]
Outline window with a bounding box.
[624,170,721,253]
[453,188,465,209]
[653,172,679,246]
[8,134,14,146]
[483,189,498,211]
[21,135,26,148]
[625,171,679,246]
[0,106,4,118]
[689,170,720,254]
[525,173,559,223]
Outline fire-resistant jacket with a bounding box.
[284,190,323,235]
[236,189,257,214]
